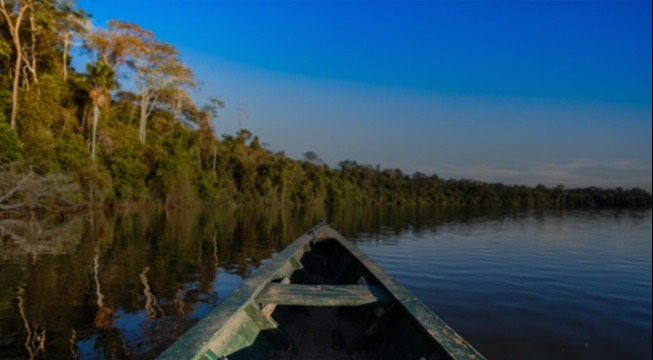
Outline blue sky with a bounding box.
[78,0,652,189]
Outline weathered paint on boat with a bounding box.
[157,225,485,360]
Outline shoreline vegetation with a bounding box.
[1,1,651,214]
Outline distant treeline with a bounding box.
[1,1,650,212]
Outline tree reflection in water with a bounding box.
[93,251,113,330]
[0,206,326,358]
[0,205,535,359]
[16,287,46,359]
[0,207,650,359]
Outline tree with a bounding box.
[11,0,57,87]
[0,119,22,163]
[86,20,195,143]
[159,86,195,123]
[23,0,42,85]
[132,40,194,143]
[87,60,116,162]
[194,97,223,173]
[85,19,146,70]
[54,0,88,81]
[0,0,29,128]
[303,151,324,165]
[0,35,10,59]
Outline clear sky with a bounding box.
[78,0,652,190]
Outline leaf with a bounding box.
[0,37,10,59]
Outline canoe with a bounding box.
[158,224,485,360]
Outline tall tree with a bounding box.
[55,0,88,81]
[200,97,223,173]
[132,40,194,143]
[24,0,39,85]
[86,20,195,143]
[85,19,148,71]
[87,60,116,162]
[14,0,56,87]
[0,0,29,128]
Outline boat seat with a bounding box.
[256,283,392,307]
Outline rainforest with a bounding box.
[1,0,651,213]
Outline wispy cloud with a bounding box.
[413,158,652,190]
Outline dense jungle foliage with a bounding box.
[1,1,651,212]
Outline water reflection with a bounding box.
[0,206,324,359]
[0,206,650,359]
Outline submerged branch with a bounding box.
[0,161,84,212]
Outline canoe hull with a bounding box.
[158,225,484,360]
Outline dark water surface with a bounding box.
[0,207,650,359]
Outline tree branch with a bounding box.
[0,169,33,205]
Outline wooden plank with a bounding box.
[157,226,319,360]
[260,277,290,318]
[257,283,388,306]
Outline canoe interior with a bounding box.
[157,226,483,360]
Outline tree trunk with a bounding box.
[139,95,147,143]
[91,105,99,162]
[173,90,181,120]
[1,0,26,129]
[212,144,217,173]
[62,33,69,81]
[10,45,21,129]
[27,8,37,84]
[21,64,30,90]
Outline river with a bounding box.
[0,206,650,359]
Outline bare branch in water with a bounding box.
[0,161,84,212]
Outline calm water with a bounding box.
[0,207,650,359]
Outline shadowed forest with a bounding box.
[1,0,651,212]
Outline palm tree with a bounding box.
[87,60,116,163]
